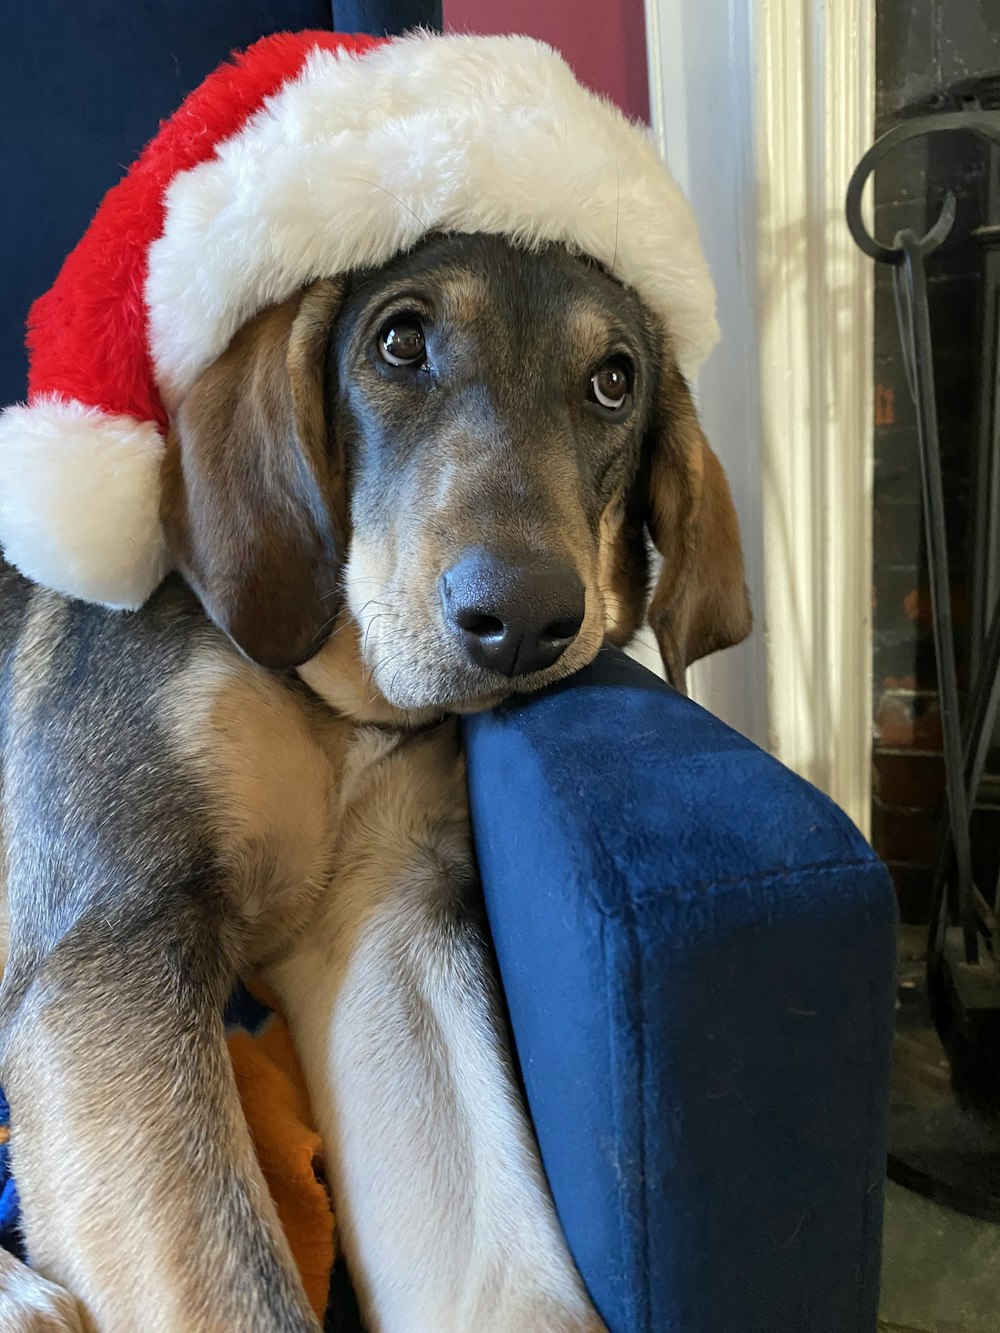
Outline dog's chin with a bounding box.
[372,639,602,717]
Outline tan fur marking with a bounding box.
[439,270,490,322]
[596,504,628,640]
[160,645,351,964]
[1,589,70,982]
[9,590,69,718]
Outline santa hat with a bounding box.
[0,29,717,611]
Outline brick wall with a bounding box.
[872,2,1000,920]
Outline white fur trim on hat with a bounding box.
[0,397,169,609]
[147,32,718,411]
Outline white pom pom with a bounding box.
[0,397,169,609]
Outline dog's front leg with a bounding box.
[0,909,320,1333]
[267,724,604,1333]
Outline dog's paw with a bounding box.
[0,1263,88,1332]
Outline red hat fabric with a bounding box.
[0,30,717,611]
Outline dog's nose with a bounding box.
[440,551,585,677]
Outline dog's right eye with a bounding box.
[378,316,427,368]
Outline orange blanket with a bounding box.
[227,994,335,1323]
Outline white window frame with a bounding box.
[644,0,876,835]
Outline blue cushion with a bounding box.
[464,646,897,1333]
[0,1091,21,1261]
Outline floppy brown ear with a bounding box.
[161,279,346,668]
[645,360,752,691]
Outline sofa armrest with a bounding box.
[463,646,896,1333]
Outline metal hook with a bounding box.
[845,111,1000,264]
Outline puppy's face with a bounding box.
[322,235,654,712]
[163,234,750,721]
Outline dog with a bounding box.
[0,231,750,1331]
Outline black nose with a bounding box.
[440,550,586,677]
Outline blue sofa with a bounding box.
[0,5,897,1331]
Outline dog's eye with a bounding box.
[379,316,426,367]
[589,359,632,411]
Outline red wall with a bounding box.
[443,0,649,123]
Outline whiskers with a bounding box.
[596,582,632,639]
[368,647,412,706]
[308,596,394,650]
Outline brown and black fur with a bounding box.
[0,234,750,1332]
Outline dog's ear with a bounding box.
[162,279,346,668]
[644,358,752,691]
